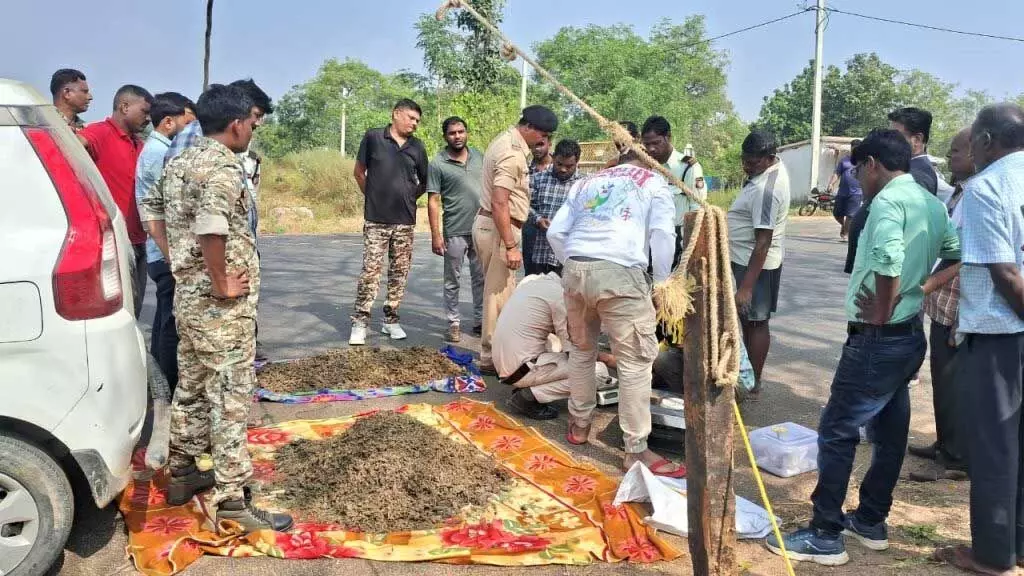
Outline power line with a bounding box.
[826,7,1024,43]
[683,9,815,49]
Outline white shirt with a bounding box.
[727,160,791,270]
[664,149,700,226]
[548,164,677,282]
[492,273,569,378]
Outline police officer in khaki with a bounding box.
[157,84,292,533]
[475,105,558,373]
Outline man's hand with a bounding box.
[854,284,901,324]
[431,235,446,256]
[538,217,551,231]
[948,325,958,348]
[213,270,250,300]
[735,286,753,317]
[505,246,522,270]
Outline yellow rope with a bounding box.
[733,400,797,576]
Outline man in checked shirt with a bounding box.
[908,126,974,482]
[526,139,581,276]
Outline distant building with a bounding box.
[777,136,858,204]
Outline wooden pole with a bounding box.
[682,210,737,576]
[203,0,214,91]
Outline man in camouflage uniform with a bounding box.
[147,84,292,533]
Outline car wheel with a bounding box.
[798,202,817,216]
[0,434,74,576]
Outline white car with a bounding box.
[0,79,148,576]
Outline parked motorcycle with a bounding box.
[798,187,835,216]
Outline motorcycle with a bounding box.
[798,187,835,216]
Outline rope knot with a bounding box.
[435,0,462,21]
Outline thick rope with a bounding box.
[438,0,740,386]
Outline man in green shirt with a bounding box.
[427,116,485,343]
[767,129,960,566]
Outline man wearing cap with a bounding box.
[474,105,558,374]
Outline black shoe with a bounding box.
[841,514,889,551]
[907,441,938,460]
[167,464,215,506]
[471,325,482,337]
[506,388,558,420]
[217,498,294,533]
[479,363,497,376]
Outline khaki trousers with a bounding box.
[563,259,658,454]
[472,214,521,366]
[519,353,612,405]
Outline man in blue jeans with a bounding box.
[766,129,960,566]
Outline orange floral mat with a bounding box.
[121,399,682,575]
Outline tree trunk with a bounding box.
[682,210,737,576]
[203,0,214,91]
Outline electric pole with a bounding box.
[809,0,826,194]
[340,87,351,156]
[519,58,528,110]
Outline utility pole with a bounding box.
[519,58,528,110]
[809,0,826,193]
[340,87,351,156]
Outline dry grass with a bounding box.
[258,149,430,235]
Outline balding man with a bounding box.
[79,85,154,317]
[934,103,1024,575]
[475,105,558,373]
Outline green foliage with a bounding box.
[254,58,416,158]
[531,17,745,184]
[414,1,517,94]
[417,88,522,156]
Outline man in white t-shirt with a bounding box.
[547,152,684,478]
[727,131,790,396]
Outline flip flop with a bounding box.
[647,458,687,479]
[933,545,1017,576]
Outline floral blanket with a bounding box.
[253,346,486,403]
[121,401,681,575]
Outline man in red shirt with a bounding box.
[80,84,153,318]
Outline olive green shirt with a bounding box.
[846,174,960,324]
[426,148,484,238]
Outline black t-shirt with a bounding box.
[910,155,939,195]
[357,126,429,225]
[844,203,870,274]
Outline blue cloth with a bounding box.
[960,151,1024,335]
[135,131,172,263]
[834,156,862,198]
[810,324,926,536]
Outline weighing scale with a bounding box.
[598,385,686,455]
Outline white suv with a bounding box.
[0,79,148,576]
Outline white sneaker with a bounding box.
[382,323,407,340]
[349,323,367,346]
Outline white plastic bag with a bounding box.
[613,462,777,539]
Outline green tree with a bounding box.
[256,58,416,158]
[532,17,744,182]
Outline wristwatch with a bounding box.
[505,241,518,250]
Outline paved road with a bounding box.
[55,218,955,575]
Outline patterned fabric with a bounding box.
[959,151,1024,335]
[924,186,965,327]
[160,136,260,506]
[528,168,581,267]
[119,401,682,575]
[352,222,415,324]
[253,347,486,403]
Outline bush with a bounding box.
[262,149,362,217]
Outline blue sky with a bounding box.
[4,0,1022,123]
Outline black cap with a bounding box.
[520,105,558,133]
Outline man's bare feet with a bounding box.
[567,420,591,445]
[933,545,1019,576]
[624,450,686,478]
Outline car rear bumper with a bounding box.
[52,309,147,507]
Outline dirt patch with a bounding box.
[257,346,462,393]
[270,411,511,533]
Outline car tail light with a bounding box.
[23,127,123,320]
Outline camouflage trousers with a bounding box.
[352,222,415,324]
[168,300,257,507]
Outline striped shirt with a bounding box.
[726,160,791,270]
[528,167,581,267]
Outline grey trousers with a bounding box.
[443,235,484,327]
[960,332,1024,570]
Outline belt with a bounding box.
[478,208,524,229]
[847,319,921,338]
[501,362,531,386]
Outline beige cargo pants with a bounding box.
[563,258,658,454]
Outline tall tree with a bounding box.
[414,0,516,94]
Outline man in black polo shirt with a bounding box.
[349,98,429,345]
